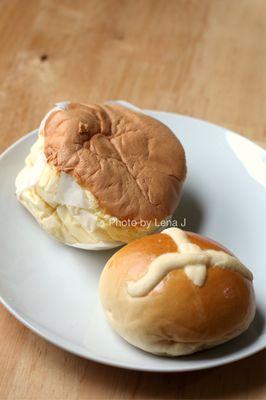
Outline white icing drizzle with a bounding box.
[127,228,253,297]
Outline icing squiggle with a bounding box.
[127,228,253,297]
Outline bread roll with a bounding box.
[15,102,186,249]
[100,228,255,356]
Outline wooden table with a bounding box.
[0,0,265,398]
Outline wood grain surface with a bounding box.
[0,0,265,399]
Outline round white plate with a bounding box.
[0,109,265,372]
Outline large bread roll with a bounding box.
[15,103,186,249]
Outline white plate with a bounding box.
[0,109,265,372]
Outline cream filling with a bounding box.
[127,228,253,297]
[15,136,158,247]
[15,135,123,249]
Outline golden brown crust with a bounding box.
[100,232,255,353]
[43,103,186,222]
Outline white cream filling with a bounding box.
[15,152,47,195]
[127,228,253,297]
[55,172,95,211]
[16,151,96,213]
[15,143,122,249]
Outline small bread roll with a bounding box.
[99,228,255,356]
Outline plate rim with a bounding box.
[0,111,265,372]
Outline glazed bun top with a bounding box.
[126,228,252,297]
[41,103,186,222]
